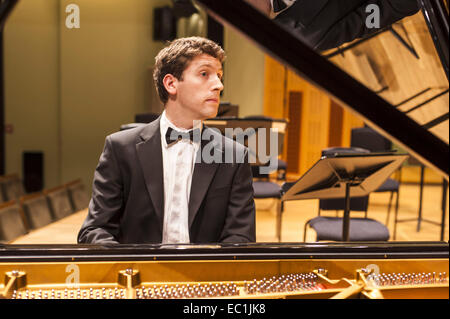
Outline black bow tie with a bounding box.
[165,127,200,146]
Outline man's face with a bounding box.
[173,54,224,121]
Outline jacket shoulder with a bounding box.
[107,121,158,146]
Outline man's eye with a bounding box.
[200,72,208,77]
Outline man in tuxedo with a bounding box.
[78,37,256,244]
[246,0,420,50]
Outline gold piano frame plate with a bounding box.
[1,258,447,299]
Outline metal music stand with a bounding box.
[282,152,409,241]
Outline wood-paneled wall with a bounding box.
[263,55,363,178]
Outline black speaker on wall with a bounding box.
[23,151,43,193]
[154,6,177,41]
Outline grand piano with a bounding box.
[0,0,448,301]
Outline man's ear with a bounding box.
[163,74,178,96]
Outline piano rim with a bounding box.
[0,242,448,262]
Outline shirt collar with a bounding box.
[160,111,203,147]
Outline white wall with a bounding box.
[58,0,171,189]
[4,0,171,191]
[223,26,265,117]
[4,0,60,188]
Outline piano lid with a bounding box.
[195,0,449,180]
[0,0,18,31]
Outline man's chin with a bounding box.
[203,104,219,119]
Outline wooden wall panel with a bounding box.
[328,100,344,147]
[286,92,302,173]
[263,55,286,119]
[263,56,363,177]
[298,84,331,176]
[342,108,364,147]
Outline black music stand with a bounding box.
[282,152,408,241]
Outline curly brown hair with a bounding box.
[153,37,226,105]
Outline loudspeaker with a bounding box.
[23,151,43,193]
[154,6,177,41]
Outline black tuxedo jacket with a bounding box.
[275,0,420,51]
[77,119,256,244]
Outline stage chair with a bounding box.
[0,200,28,243]
[304,196,389,242]
[0,185,5,204]
[65,179,90,212]
[351,127,400,226]
[252,161,285,242]
[0,174,26,201]
[276,159,287,181]
[302,147,390,242]
[19,193,53,230]
[44,186,74,221]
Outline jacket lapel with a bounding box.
[188,127,221,228]
[136,122,222,231]
[136,118,164,233]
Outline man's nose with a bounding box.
[212,75,224,92]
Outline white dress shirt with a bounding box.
[160,111,202,244]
